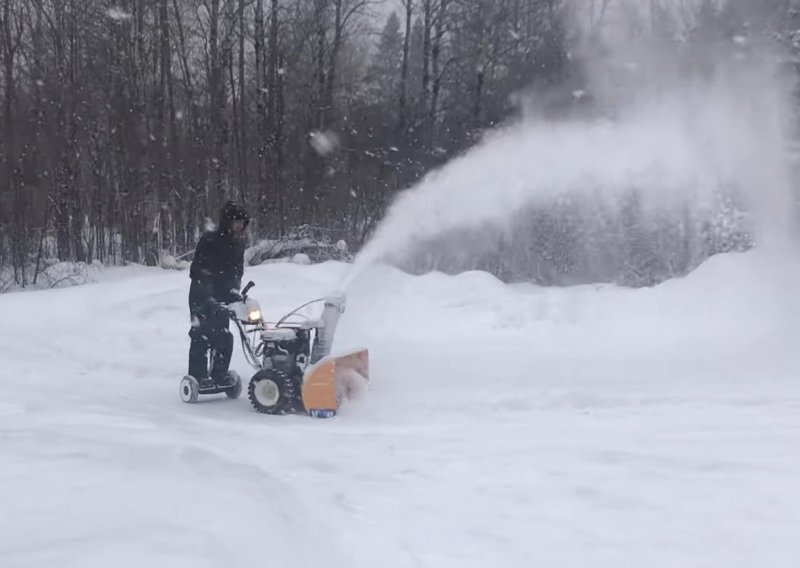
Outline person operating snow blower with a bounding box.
[187,201,250,390]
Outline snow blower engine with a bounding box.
[179,280,369,418]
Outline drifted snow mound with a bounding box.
[292,253,312,265]
[337,250,800,355]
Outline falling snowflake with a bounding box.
[107,7,133,21]
[309,130,340,156]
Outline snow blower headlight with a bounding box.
[248,308,262,323]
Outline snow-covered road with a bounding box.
[2,253,799,567]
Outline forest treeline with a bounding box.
[0,0,570,282]
[1,0,799,288]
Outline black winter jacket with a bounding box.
[188,230,246,314]
[189,201,250,315]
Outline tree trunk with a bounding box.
[473,2,486,126]
[421,0,433,127]
[2,0,15,198]
[324,0,343,128]
[157,0,172,257]
[2,0,24,283]
[255,0,266,215]
[399,0,412,132]
[223,0,236,202]
[276,50,286,234]
[430,0,448,147]
[238,0,248,205]
[209,0,225,202]
[315,4,326,130]
[305,0,327,215]
[267,0,279,134]
[267,0,280,223]
[229,46,241,206]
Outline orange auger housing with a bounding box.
[301,348,370,415]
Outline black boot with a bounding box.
[188,327,214,389]
[210,327,234,386]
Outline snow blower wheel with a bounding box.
[248,369,296,414]
[180,375,200,403]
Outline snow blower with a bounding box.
[179,281,369,418]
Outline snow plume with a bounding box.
[347,20,798,286]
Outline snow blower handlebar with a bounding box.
[275,298,326,327]
[241,280,255,300]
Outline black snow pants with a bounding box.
[188,308,233,382]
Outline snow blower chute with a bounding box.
[301,295,370,417]
[178,281,369,418]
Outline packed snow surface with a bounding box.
[2,251,800,567]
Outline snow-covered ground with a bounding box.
[2,251,800,567]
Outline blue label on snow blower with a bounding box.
[309,409,336,419]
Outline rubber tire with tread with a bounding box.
[225,370,243,399]
[180,375,200,403]
[248,369,296,414]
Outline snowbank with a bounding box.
[338,250,799,355]
[1,250,799,568]
[0,260,165,294]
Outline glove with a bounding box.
[227,289,243,303]
[203,297,231,319]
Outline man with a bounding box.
[187,201,250,388]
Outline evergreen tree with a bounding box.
[366,13,404,109]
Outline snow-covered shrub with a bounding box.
[159,252,190,271]
[245,225,352,266]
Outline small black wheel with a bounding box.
[248,369,295,414]
[225,370,243,399]
[180,375,200,403]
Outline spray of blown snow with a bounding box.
[341,10,798,288]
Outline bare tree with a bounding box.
[399,0,413,132]
[0,0,604,288]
